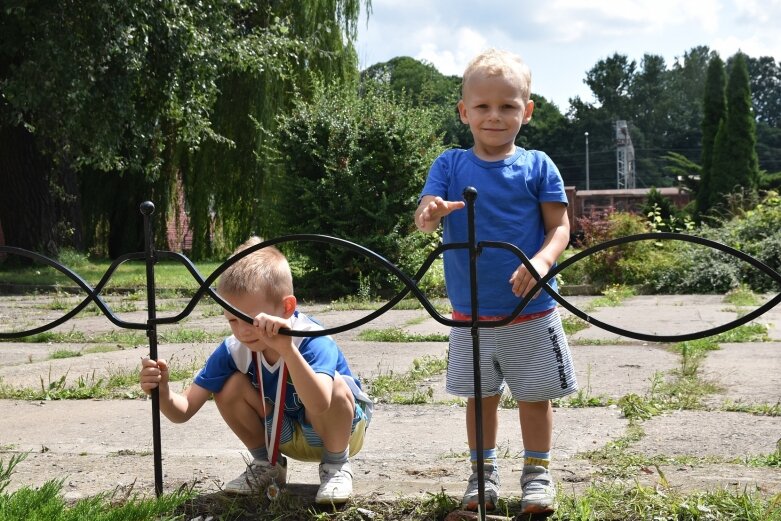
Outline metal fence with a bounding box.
[1,189,779,521]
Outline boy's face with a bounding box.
[458,71,534,161]
[222,291,286,350]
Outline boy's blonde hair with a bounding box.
[217,237,294,302]
[462,48,532,102]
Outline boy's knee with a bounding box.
[330,376,355,411]
[214,372,248,405]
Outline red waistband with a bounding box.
[452,307,555,325]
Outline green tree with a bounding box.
[709,53,760,211]
[362,56,466,147]
[0,1,369,258]
[698,54,727,217]
[273,82,443,298]
[184,1,367,259]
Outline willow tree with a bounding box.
[0,1,369,258]
[184,1,367,259]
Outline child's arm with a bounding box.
[510,202,570,298]
[252,313,336,415]
[139,357,210,423]
[414,195,465,233]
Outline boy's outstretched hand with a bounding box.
[139,357,169,395]
[416,196,465,231]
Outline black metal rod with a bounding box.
[141,201,164,497]
[464,186,486,521]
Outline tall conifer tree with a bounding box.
[709,53,760,210]
[697,55,726,217]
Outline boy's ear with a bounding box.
[282,295,297,318]
[523,100,535,124]
[457,99,469,124]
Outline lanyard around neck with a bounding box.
[252,351,289,466]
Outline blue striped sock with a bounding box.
[524,449,550,468]
[470,448,497,465]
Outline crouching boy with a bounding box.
[139,237,372,504]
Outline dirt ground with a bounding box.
[0,293,779,506]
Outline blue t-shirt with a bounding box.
[194,311,363,419]
[419,147,567,316]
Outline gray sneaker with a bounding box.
[223,457,287,496]
[520,464,556,515]
[316,461,353,504]
[461,462,500,511]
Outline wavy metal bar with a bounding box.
[2,233,780,341]
[0,248,152,337]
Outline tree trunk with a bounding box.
[0,125,59,256]
[0,125,83,258]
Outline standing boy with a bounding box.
[414,48,577,515]
[139,237,372,504]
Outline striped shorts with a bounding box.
[446,309,578,402]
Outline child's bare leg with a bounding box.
[466,394,501,450]
[306,375,355,452]
[213,372,266,450]
[517,399,553,451]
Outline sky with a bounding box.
[355,0,781,111]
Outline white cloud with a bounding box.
[414,27,490,75]
[356,0,781,109]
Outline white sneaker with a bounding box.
[315,461,353,504]
[223,457,287,496]
[520,464,556,515]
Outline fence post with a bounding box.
[463,186,486,521]
[140,201,164,496]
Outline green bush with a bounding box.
[572,211,652,288]
[654,191,781,293]
[273,81,444,299]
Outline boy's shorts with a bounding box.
[261,372,369,462]
[446,308,578,402]
[278,401,368,462]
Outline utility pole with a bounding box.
[584,131,590,190]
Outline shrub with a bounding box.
[273,81,444,299]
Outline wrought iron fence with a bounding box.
[1,189,779,520]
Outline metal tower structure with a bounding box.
[615,120,636,189]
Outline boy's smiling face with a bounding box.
[458,71,534,162]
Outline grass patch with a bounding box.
[357,327,448,343]
[0,260,222,292]
[712,323,769,343]
[554,365,614,409]
[722,400,781,417]
[365,356,447,404]
[0,453,193,521]
[2,451,779,520]
[583,284,636,312]
[81,344,119,354]
[555,481,780,520]
[561,314,589,336]
[723,284,762,307]
[2,327,226,345]
[48,349,82,360]
[744,439,781,468]
[0,360,199,401]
